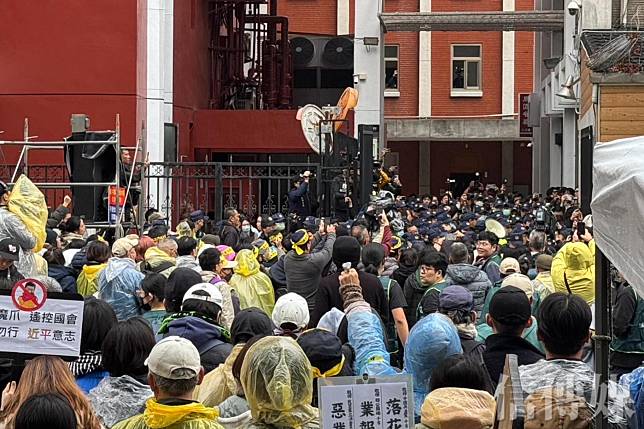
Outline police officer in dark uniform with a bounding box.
[332,169,353,222]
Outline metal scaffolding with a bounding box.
[0,115,135,238]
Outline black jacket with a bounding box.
[288,182,311,218]
[166,315,232,374]
[217,221,240,251]
[0,266,24,291]
[310,271,389,328]
[48,264,78,293]
[483,333,544,387]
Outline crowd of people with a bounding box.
[0,175,644,429]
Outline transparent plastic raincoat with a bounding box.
[520,359,633,428]
[620,366,644,426]
[417,388,496,429]
[112,398,223,429]
[239,336,319,428]
[229,249,275,316]
[193,344,244,407]
[88,375,153,428]
[98,257,145,320]
[347,310,398,377]
[0,175,45,277]
[404,313,462,417]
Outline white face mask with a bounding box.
[503,209,511,216]
[276,222,285,231]
[242,225,251,233]
[475,201,484,207]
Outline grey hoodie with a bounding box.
[176,255,201,272]
[444,263,492,313]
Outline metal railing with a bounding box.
[144,161,322,223]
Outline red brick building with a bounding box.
[280,0,534,196]
[1,0,533,200]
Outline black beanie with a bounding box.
[332,236,361,269]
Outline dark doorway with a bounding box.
[449,173,478,197]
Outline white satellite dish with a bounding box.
[297,104,328,154]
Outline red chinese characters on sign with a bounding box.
[520,94,533,138]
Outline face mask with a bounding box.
[276,222,285,231]
[242,225,251,233]
[475,201,484,207]
[502,209,511,216]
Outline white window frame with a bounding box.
[451,44,483,98]
[384,44,400,97]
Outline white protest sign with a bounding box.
[319,375,413,429]
[0,279,84,357]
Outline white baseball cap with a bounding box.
[145,336,201,379]
[272,292,310,329]
[182,283,223,308]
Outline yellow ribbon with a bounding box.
[311,355,346,378]
[292,231,309,256]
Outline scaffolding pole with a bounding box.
[0,115,131,238]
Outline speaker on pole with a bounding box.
[358,124,378,208]
[65,131,117,223]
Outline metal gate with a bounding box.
[144,161,321,223]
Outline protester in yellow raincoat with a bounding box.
[143,246,177,278]
[551,237,595,304]
[229,249,275,316]
[112,337,223,429]
[239,336,319,428]
[77,241,111,297]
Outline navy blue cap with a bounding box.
[439,285,474,311]
[461,212,477,222]
[272,213,286,223]
[190,210,208,222]
[428,228,446,241]
[302,216,319,232]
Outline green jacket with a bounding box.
[113,399,223,429]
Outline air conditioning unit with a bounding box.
[290,36,354,69]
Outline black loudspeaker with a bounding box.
[358,125,378,208]
[65,132,117,223]
[580,126,594,215]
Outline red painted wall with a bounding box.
[278,0,338,35]
[193,110,313,153]
[173,0,211,159]
[0,1,144,167]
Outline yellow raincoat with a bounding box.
[193,344,244,407]
[551,240,595,304]
[112,398,223,429]
[239,336,319,429]
[144,247,177,278]
[229,250,275,316]
[77,264,107,297]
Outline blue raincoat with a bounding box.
[98,257,145,320]
[347,308,462,418]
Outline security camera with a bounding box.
[567,0,580,15]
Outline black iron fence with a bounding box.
[0,164,70,209]
[144,161,322,224]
